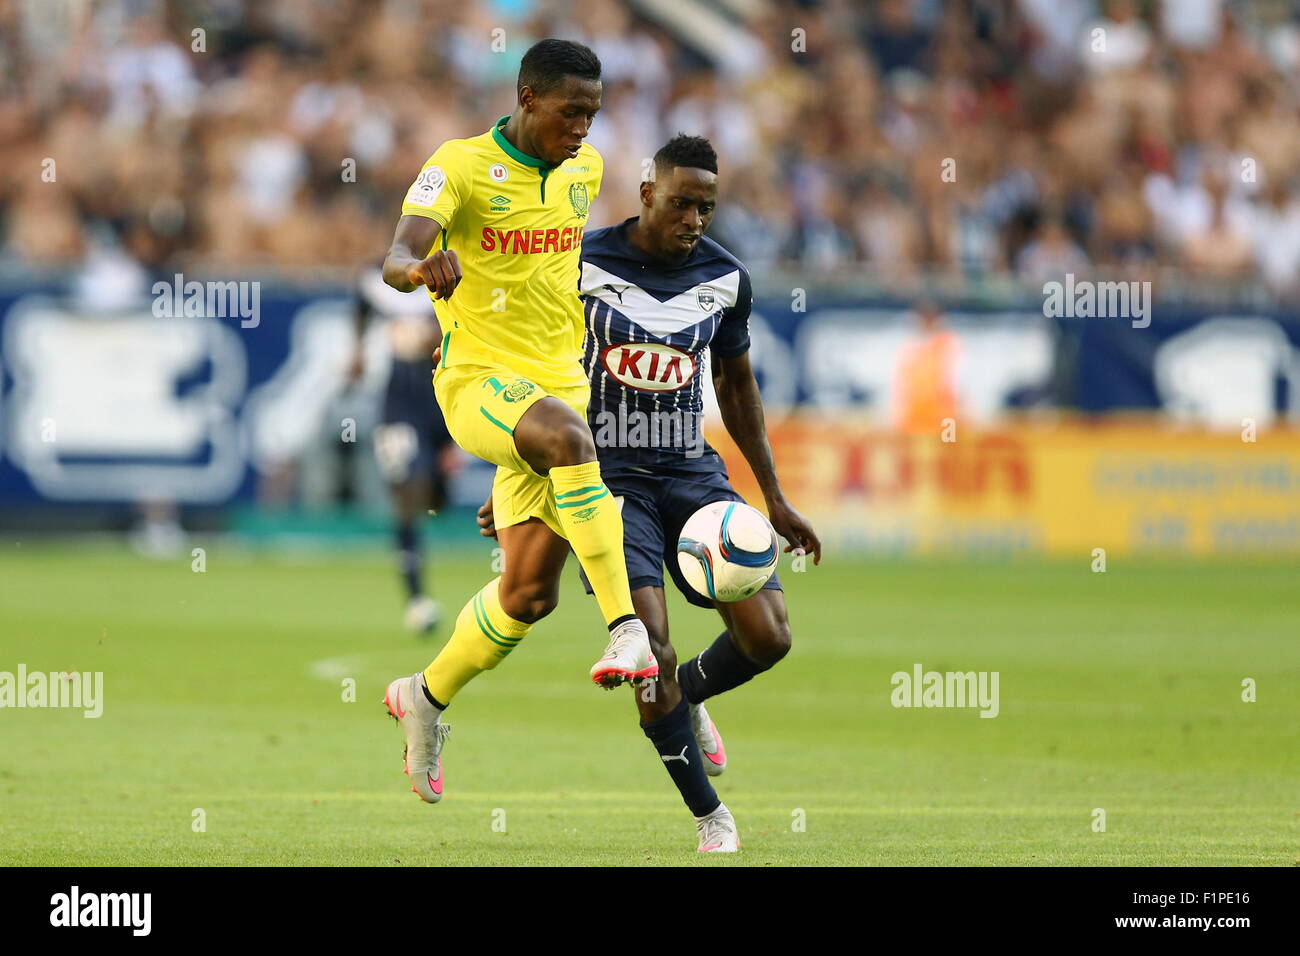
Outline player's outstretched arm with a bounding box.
[383,215,463,300]
[713,351,822,564]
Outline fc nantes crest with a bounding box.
[568,182,589,219]
[503,380,536,403]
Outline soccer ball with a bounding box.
[676,501,779,603]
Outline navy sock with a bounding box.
[678,631,768,704]
[641,697,719,818]
[396,522,423,598]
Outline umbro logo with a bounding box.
[489,195,511,211]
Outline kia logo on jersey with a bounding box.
[601,342,697,392]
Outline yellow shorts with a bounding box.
[433,362,590,536]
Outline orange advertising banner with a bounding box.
[707,418,1300,557]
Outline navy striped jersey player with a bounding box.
[577,215,773,609]
[555,134,818,854]
[580,216,752,471]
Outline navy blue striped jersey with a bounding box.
[579,217,752,470]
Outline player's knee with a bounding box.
[742,619,791,668]
[498,580,559,624]
[545,419,597,469]
[507,594,558,624]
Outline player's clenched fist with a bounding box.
[406,249,463,301]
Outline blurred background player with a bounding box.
[893,298,960,435]
[479,134,821,852]
[349,267,453,635]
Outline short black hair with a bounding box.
[653,134,718,177]
[518,39,601,96]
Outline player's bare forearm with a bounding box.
[714,351,822,563]
[383,215,462,299]
[383,215,437,290]
[714,352,782,503]
[382,244,424,292]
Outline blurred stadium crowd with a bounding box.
[1,0,1300,294]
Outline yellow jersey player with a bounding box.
[379,39,655,804]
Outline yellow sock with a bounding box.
[423,578,530,704]
[549,460,635,624]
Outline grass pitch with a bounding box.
[0,535,1295,866]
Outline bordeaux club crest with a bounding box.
[696,286,716,311]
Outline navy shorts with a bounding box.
[580,464,783,609]
[374,358,453,489]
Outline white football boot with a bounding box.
[689,701,728,776]
[695,803,740,852]
[383,673,450,803]
[403,596,442,635]
[589,618,659,688]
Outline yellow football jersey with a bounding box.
[400,115,603,390]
